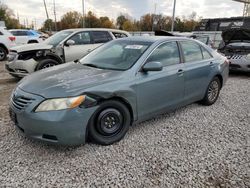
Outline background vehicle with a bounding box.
[0,27,16,61]
[218,28,250,72]
[9,37,229,146]
[6,28,130,78]
[9,29,43,45]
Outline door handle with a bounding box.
[177,69,184,75]
[210,62,214,66]
[87,49,92,52]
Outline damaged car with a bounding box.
[9,37,229,146]
[218,28,250,72]
[5,28,130,78]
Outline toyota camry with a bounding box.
[9,37,229,146]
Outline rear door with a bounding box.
[136,41,185,119]
[179,40,214,102]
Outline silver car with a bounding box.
[5,28,130,78]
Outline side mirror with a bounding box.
[66,39,75,46]
[142,61,163,72]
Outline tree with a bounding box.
[61,11,82,29]
[122,20,136,31]
[0,3,21,29]
[85,11,101,28]
[140,14,152,31]
[99,16,114,28]
[116,15,128,30]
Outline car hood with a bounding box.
[222,29,250,45]
[10,43,53,53]
[18,62,123,98]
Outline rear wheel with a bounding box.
[201,77,221,106]
[36,58,59,70]
[0,46,7,61]
[88,100,131,145]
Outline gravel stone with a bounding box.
[0,62,249,187]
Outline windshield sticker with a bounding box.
[125,45,144,49]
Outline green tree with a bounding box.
[99,16,114,28]
[116,15,128,30]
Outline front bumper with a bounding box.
[9,87,98,146]
[5,53,39,77]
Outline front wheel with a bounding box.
[201,77,221,106]
[36,58,58,70]
[88,100,131,145]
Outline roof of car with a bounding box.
[63,28,129,33]
[119,36,192,43]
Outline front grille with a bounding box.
[230,64,241,69]
[228,55,244,60]
[11,95,33,111]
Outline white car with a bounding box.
[9,29,43,45]
[6,28,130,78]
[0,27,16,61]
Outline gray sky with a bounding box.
[1,0,244,28]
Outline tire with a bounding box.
[0,46,7,61]
[88,100,131,145]
[201,77,221,106]
[36,58,59,70]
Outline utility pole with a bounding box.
[152,3,157,31]
[53,0,57,31]
[43,0,49,20]
[82,0,85,28]
[171,0,176,32]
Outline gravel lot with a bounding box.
[0,61,249,187]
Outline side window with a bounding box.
[69,32,91,45]
[27,31,34,36]
[201,47,213,59]
[92,31,112,43]
[112,32,128,39]
[10,31,18,36]
[181,41,203,62]
[147,42,180,67]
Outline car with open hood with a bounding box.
[218,28,250,72]
[5,28,130,78]
[9,36,229,146]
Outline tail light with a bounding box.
[9,36,16,42]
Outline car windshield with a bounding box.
[80,40,152,71]
[44,30,73,46]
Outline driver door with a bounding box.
[136,41,185,120]
[64,31,94,62]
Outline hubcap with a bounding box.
[208,80,219,102]
[97,108,123,136]
[0,50,5,60]
[42,63,55,69]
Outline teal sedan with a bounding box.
[9,37,229,146]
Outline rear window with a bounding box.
[112,32,128,39]
[181,41,203,62]
[92,31,112,43]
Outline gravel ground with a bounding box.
[0,61,249,187]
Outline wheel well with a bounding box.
[215,74,223,88]
[99,97,134,124]
[0,44,8,54]
[38,55,63,64]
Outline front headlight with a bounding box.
[246,54,250,60]
[35,95,85,112]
